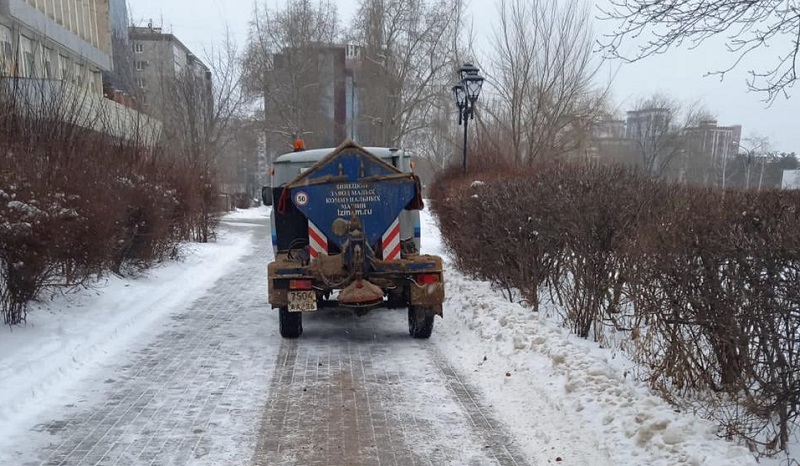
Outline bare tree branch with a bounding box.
[597,0,800,103]
[480,0,607,165]
[351,0,465,147]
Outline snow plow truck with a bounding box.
[266,140,444,339]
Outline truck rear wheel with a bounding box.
[279,307,303,338]
[408,306,434,339]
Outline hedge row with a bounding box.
[0,86,219,326]
[431,155,800,456]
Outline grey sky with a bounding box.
[130,0,798,153]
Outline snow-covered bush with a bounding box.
[430,148,800,458]
[0,80,222,325]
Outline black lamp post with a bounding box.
[452,62,485,173]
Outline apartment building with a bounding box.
[258,44,345,150]
[128,25,212,120]
[683,120,742,185]
[0,0,112,93]
[625,108,672,140]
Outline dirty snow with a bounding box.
[0,209,256,453]
[7,200,45,217]
[0,204,794,465]
[421,208,779,466]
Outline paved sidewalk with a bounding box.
[25,218,278,466]
[17,214,532,466]
[252,309,530,466]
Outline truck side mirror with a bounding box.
[261,186,272,206]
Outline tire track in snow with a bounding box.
[251,309,535,466]
[428,347,531,466]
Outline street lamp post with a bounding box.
[452,63,485,173]
[734,141,765,189]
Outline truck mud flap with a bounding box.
[410,281,444,315]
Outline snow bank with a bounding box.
[422,208,759,466]
[223,205,270,221]
[0,209,258,438]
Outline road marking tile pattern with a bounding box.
[24,220,276,466]
[253,309,532,466]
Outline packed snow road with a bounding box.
[0,207,763,465]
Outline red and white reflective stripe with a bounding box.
[308,221,327,259]
[382,217,401,261]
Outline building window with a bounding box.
[20,35,35,77]
[134,42,143,53]
[346,44,361,59]
[91,70,102,93]
[135,77,145,88]
[74,62,84,86]
[54,0,63,25]
[59,55,70,80]
[65,0,74,32]
[42,47,53,79]
[74,0,84,40]
[135,60,146,71]
[0,25,13,76]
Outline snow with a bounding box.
[420,208,779,466]
[0,208,256,455]
[7,200,44,217]
[0,203,795,465]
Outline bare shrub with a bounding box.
[431,144,800,456]
[0,78,218,325]
[631,188,800,453]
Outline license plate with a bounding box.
[288,290,317,312]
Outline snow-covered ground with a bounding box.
[0,210,258,463]
[422,209,796,466]
[0,205,795,465]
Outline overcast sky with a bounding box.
[130,0,798,153]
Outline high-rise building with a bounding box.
[266,44,349,149]
[625,108,671,140]
[683,120,742,185]
[128,25,212,121]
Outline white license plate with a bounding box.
[288,290,317,312]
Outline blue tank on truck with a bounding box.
[267,140,444,339]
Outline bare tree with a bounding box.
[160,31,249,165]
[244,0,341,149]
[404,89,458,169]
[350,0,465,147]
[733,136,769,189]
[598,0,800,103]
[480,0,606,166]
[161,31,251,241]
[624,95,713,179]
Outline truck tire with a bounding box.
[408,306,434,339]
[279,307,303,338]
